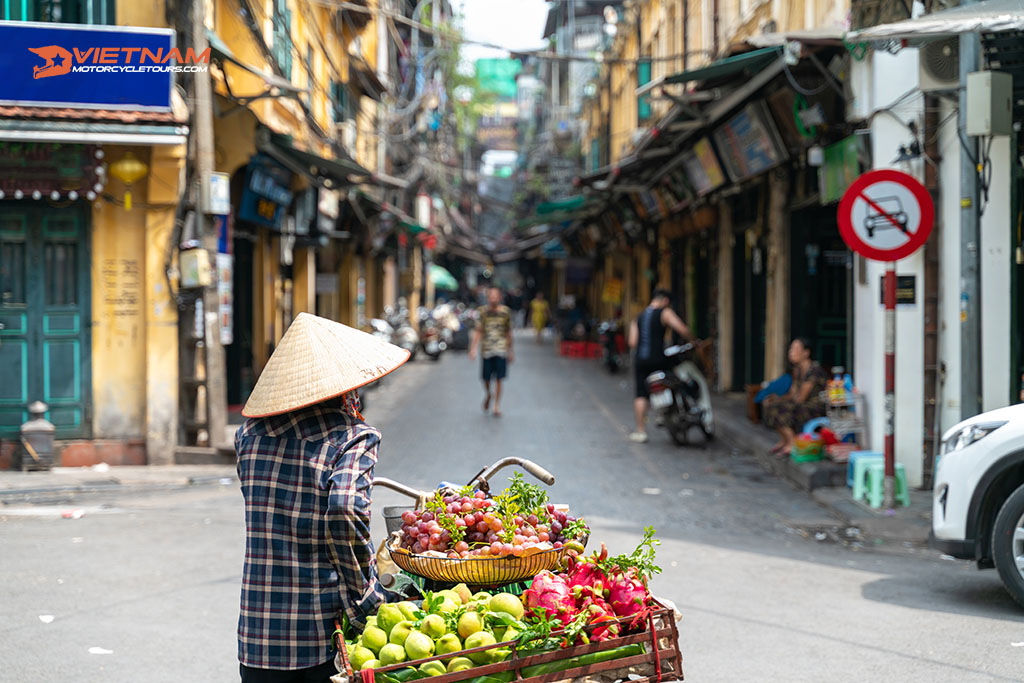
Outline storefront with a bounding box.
[0,21,187,467]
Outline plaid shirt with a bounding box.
[236,400,385,670]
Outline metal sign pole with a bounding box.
[884,262,896,508]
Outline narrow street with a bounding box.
[1,335,1021,682]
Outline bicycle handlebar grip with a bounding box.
[521,460,555,486]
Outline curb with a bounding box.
[0,473,238,503]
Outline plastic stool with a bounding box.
[851,454,885,501]
[865,462,910,508]
[847,450,883,488]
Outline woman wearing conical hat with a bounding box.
[235,313,409,682]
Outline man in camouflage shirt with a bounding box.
[469,286,514,417]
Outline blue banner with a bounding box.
[0,21,182,110]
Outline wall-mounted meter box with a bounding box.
[966,70,1013,137]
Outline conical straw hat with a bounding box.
[242,312,410,418]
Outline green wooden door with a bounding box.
[0,206,91,438]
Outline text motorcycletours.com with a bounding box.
[71,65,208,73]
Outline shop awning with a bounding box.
[260,130,371,187]
[536,195,586,214]
[428,264,459,290]
[661,47,782,86]
[0,119,188,145]
[849,0,1024,40]
[380,202,427,233]
[207,29,304,98]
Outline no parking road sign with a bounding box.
[837,169,934,262]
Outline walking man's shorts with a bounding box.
[482,356,508,381]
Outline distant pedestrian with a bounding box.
[234,313,410,683]
[628,288,692,443]
[470,286,514,417]
[530,291,551,343]
[762,337,828,457]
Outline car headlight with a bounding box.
[942,421,1007,455]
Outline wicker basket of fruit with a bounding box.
[386,475,589,586]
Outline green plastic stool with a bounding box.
[865,462,910,508]
[851,455,885,501]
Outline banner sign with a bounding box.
[0,21,195,110]
[712,101,788,182]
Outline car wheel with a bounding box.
[991,482,1024,608]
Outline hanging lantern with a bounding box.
[108,152,148,210]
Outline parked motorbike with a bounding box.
[431,302,462,352]
[385,305,419,361]
[644,342,714,446]
[597,319,625,374]
[418,307,443,361]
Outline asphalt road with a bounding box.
[2,331,1022,682]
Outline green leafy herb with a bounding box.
[505,472,550,521]
[562,517,589,540]
[424,491,466,544]
[598,526,662,583]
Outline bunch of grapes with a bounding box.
[397,492,585,559]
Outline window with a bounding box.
[331,80,352,123]
[2,0,115,23]
[590,139,601,172]
[637,59,652,122]
[272,0,293,81]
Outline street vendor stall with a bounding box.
[331,459,683,683]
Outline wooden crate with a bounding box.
[337,600,683,683]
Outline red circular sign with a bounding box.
[837,169,934,262]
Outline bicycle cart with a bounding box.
[331,458,684,683]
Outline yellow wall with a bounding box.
[91,147,150,440]
[144,144,186,463]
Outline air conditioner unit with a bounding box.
[919,38,959,92]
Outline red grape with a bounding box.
[417,522,429,534]
[412,542,424,553]
[440,530,451,542]
[455,541,469,553]
[511,545,524,557]
[461,502,474,513]
[455,517,467,528]
[420,511,434,523]
[490,541,502,554]
[463,514,476,526]
[418,534,430,546]
[538,532,550,542]
[474,511,485,523]
[475,521,489,533]
[553,541,563,549]
[401,510,416,525]
[475,491,487,500]
[527,514,539,526]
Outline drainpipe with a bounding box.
[959,9,981,418]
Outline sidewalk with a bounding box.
[713,393,932,545]
[0,464,238,502]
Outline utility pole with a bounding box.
[959,5,981,418]
[192,0,228,449]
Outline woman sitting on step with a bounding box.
[763,337,828,458]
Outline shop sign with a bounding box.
[820,136,861,205]
[238,154,293,229]
[602,277,623,304]
[837,169,934,262]
[878,274,916,307]
[680,137,726,196]
[216,253,233,345]
[0,142,103,198]
[207,172,231,215]
[541,238,567,260]
[711,101,788,182]
[0,22,189,110]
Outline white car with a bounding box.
[932,403,1024,607]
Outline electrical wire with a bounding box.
[780,60,830,96]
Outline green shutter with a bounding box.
[637,59,652,121]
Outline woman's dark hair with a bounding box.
[792,337,814,356]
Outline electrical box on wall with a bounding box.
[966,71,1013,136]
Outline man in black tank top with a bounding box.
[627,288,693,443]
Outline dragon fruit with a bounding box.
[607,569,650,618]
[523,570,577,625]
[566,544,609,603]
[580,595,621,642]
